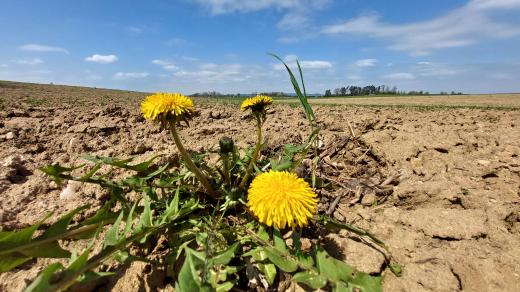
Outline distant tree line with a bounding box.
[190,91,243,98]
[324,85,434,97]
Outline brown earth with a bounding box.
[1,81,520,291]
[282,93,520,109]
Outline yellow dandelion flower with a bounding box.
[247,171,317,229]
[240,95,273,112]
[141,93,194,122]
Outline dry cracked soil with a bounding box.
[1,81,520,291]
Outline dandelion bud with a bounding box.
[219,137,235,154]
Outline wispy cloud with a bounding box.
[384,72,415,80]
[414,62,459,77]
[165,38,189,47]
[113,72,149,80]
[354,59,377,67]
[19,44,69,54]
[182,56,199,62]
[152,59,179,71]
[191,0,310,14]
[128,26,144,34]
[192,0,329,34]
[273,55,332,70]
[15,58,44,65]
[322,0,520,55]
[85,54,118,64]
[173,63,251,83]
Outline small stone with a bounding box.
[60,181,82,200]
[300,238,312,251]
[3,155,23,168]
[361,193,377,206]
[132,144,149,155]
[5,132,15,139]
[477,160,491,166]
[49,181,58,190]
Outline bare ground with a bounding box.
[282,93,520,109]
[1,81,520,291]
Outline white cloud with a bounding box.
[85,54,118,64]
[354,59,377,67]
[191,0,316,14]
[384,72,415,80]
[0,64,8,68]
[192,0,329,33]
[273,55,332,70]
[414,62,459,77]
[165,38,189,46]
[173,63,250,82]
[15,58,44,65]
[152,59,179,71]
[128,26,144,33]
[278,11,310,30]
[19,44,69,54]
[182,56,199,62]
[347,75,362,80]
[113,72,149,80]
[322,0,520,55]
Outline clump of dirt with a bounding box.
[1,83,520,291]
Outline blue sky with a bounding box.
[1,0,519,94]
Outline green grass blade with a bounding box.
[268,53,315,123]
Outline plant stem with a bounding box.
[240,114,262,189]
[169,123,217,198]
[222,153,230,186]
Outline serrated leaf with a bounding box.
[258,263,277,286]
[292,271,327,289]
[81,200,114,226]
[21,242,70,258]
[83,155,133,169]
[257,225,269,241]
[104,210,124,247]
[24,263,64,292]
[79,270,115,283]
[136,197,152,243]
[42,205,89,239]
[213,242,240,265]
[129,154,164,172]
[39,164,83,185]
[263,247,298,272]
[215,281,234,292]
[79,164,102,180]
[160,187,180,224]
[270,159,293,171]
[273,229,287,252]
[66,248,90,276]
[0,213,50,250]
[123,202,137,238]
[315,248,355,283]
[122,176,146,187]
[348,273,382,292]
[143,163,169,179]
[176,248,208,292]
[0,214,55,271]
[110,187,128,204]
[0,255,31,273]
